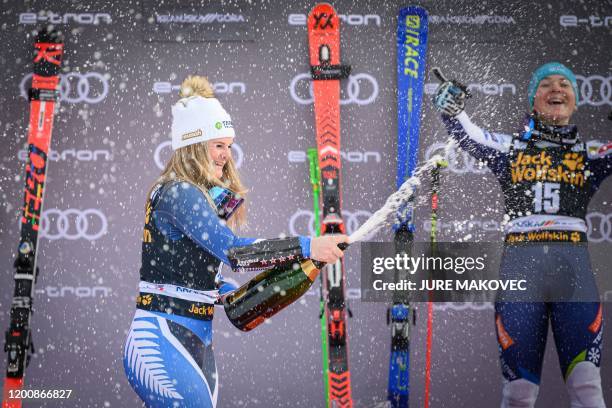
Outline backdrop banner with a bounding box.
[0,0,610,406]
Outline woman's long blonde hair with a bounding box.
[148,75,247,229]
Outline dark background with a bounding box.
[0,0,610,406]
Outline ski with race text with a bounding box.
[388,6,429,408]
[2,29,64,408]
[307,4,352,407]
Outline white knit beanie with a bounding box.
[171,96,235,150]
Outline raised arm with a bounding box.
[432,68,512,173]
[442,111,512,163]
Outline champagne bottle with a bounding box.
[223,242,347,331]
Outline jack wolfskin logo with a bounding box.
[510,151,585,187]
[512,151,552,167]
[563,152,584,171]
[188,304,214,317]
[137,294,153,306]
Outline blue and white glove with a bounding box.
[431,67,470,117]
[433,81,467,117]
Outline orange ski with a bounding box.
[308,4,352,407]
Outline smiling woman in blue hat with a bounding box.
[433,62,611,407]
[527,62,579,126]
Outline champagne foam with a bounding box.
[349,138,457,243]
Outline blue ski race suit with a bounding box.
[123,181,311,407]
[442,111,611,407]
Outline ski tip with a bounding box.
[399,5,428,14]
[308,2,337,20]
[309,2,335,11]
[36,27,64,44]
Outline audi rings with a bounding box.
[289,72,379,105]
[36,208,108,241]
[154,141,244,170]
[154,141,173,170]
[576,75,612,107]
[20,72,109,104]
[288,209,375,239]
[586,212,612,243]
[425,142,488,174]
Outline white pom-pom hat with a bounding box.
[171,96,235,150]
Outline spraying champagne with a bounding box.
[223,240,348,331]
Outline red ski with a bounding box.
[3,29,64,408]
[307,4,352,407]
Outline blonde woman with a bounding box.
[123,76,347,407]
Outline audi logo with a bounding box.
[576,75,611,107]
[424,142,488,174]
[154,140,244,170]
[289,72,379,106]
[288,209,375,239]
[20,72,109,104]
[586,212,612,243]
[25,208,108,241]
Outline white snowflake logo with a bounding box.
[587,347,601,365]
[125,318,184,400]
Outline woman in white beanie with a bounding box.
[123,76,347,407]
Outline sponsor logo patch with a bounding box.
[181,129,203,141]
[510,151,585,187]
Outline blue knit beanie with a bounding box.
[527,62,578,108]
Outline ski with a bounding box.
[3,29,64,408]
[424,160,446,408]
[307,4,352,407]
[307,148,332,406]
[388,6,429,408]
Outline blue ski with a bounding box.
[387,6,429,408]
